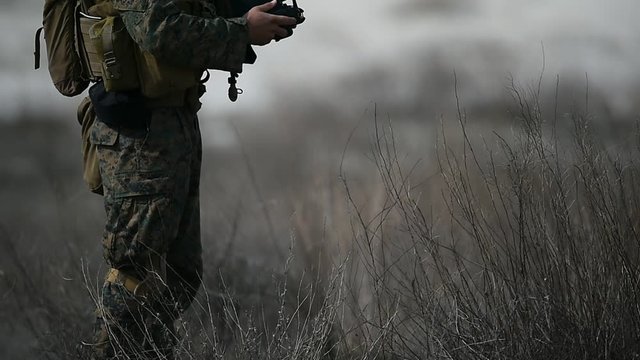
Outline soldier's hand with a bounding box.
[245,0,297,45]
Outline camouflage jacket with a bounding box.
[112,0,249,73]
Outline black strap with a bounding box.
[79,0,91,13]
[34,27,44,70]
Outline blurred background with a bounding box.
[3,0,640,124]
[1,0,640,358]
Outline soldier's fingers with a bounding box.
[255,0,277,12]
[271,15,298,26]
[274,27,289,39]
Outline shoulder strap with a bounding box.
[34,27,44,70]
[79,0,93,13]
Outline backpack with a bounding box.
[35,0,96,97]
[35,0,105,194]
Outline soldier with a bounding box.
[85,0,298,358]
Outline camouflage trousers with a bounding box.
[89,103,203,359]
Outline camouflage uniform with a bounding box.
[87,0,250,358]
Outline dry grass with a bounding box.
[1,76,640,359]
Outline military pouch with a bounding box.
[88,16,140,92]
[78,12,104,81]
[89,81,150,129]
[134,49,200,99]
[77,97,103,195]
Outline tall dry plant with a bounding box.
[340,79,640,359]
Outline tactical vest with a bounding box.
[81,0,202,98]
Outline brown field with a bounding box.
[1,76,640,359]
